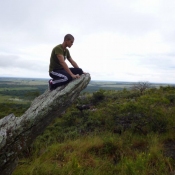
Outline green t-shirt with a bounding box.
[49,44,71,72]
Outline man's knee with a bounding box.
[78,68,83,75]
[70,68,83,75]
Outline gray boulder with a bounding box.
[0,73,91,175]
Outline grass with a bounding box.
[12,85,175,174]
[13,132,174,175]
[0,78,175,174]
[0,95,30,104]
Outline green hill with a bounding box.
[12,86,175,175]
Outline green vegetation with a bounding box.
[0,78,175,174]
[0,78,48,118]
[10,84,175,175]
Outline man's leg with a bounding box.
[49,69,72,89]
[69,68,83,75]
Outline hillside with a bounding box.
[11,86,175,175]
[0,77,172,119]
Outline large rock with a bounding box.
[0,73,91,175]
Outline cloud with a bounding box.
[0,54,47,71]
[0,0,175,83]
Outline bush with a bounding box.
[91,89,105,104]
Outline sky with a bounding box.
[0,0,175,83]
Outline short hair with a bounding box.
[64,34,74,41]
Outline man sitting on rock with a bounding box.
[48,34,84,90]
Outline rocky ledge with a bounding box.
[0,73,91,175]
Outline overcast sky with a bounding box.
[0,0,175,83]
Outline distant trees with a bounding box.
[131,81,150,94]
[25,91,40,100]
[0,103,30,119]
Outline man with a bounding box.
[48,34,84,90]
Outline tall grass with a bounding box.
[13,132,174,175]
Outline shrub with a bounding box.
[91,89,105,104]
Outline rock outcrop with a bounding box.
[0,73,91,175]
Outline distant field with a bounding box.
[0,87,37,91]
[0,77,174,95]
[0,77,48,85]
[0,94,30,104]
[83,80,173,92]
[0,77,48,104]
[0,78,49,118]
[0,77,174,118]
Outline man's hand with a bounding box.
[71,74,80,79]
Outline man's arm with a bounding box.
[68,57,87,74]
[57,55,80,79]
[67,57,79,68]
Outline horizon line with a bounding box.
[0,76,174,85]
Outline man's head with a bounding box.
[64,34,74,48]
